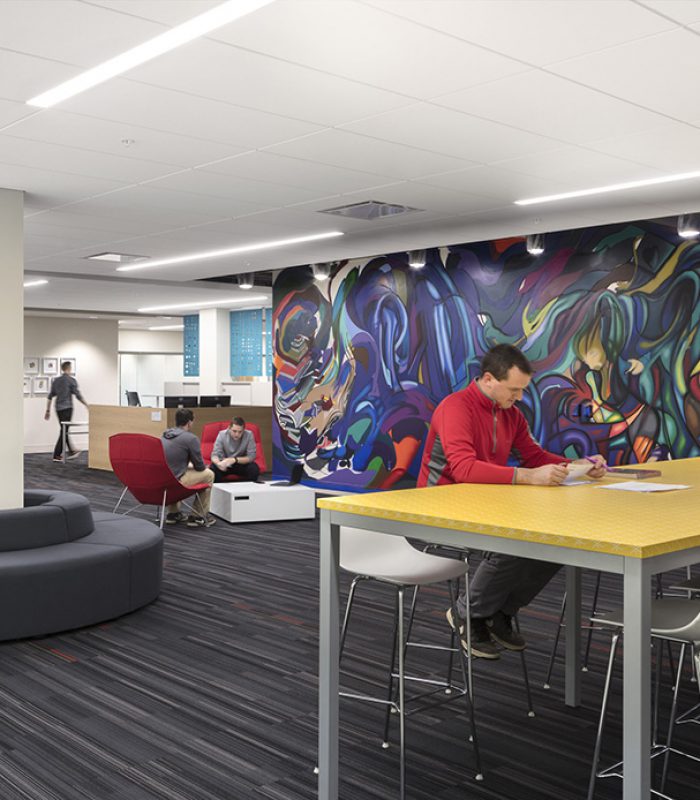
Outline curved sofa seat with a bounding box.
[0,490,163,641]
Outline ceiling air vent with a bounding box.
[318,200,423,221]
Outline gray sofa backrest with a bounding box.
[0,491,95,551]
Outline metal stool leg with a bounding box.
[514,615,535,717]
[448,579,484,781]
[660,642,687,794]
[397,587,406,800]
[582,571,602,672]
[587,630,620,800]
[544,591,566,689]
[340,576,364,659]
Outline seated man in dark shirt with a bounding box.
[161,408,215,527]
[209,417,260,483]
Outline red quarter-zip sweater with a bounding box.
[417,380,566,486]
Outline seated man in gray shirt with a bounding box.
[161,408,215,527]
[209,416,261,483]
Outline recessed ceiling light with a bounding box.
[86,252,149,263]
[23,279,48,287]
[238,273,254,289]
[26,0,276,108]
[116,231,344,272]
[149,324,185,331]
[88,315,100,319]
[515,169,700,206]
[138,295,268,313]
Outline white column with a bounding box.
[198,308,229,394]
[0,188,24,508]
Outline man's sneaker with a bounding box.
[52,457,63,462]
[186,514,216,528]
[165,512,187,526]
[446,608,500,660]
[486,611,526,651]
[66,450,82,460]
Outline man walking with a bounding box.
[45,361,88,462]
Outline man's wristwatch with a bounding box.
[233,457,237,464]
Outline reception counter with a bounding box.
[88,405,273,472]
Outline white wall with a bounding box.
[118,329,183,353]
[120,353,184,405]
[24,317,119,453]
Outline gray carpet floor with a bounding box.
[2,453,695,799]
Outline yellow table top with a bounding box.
[318,458,700,558]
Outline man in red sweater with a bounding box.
[417,344,606,659]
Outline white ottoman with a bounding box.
[210,481,316,524]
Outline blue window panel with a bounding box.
[183,314,199,376]
[230,309,263,376]
[265,310,273,378]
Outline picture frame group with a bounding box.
[22,356,77,397]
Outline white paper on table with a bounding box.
[596,481,690,493]
[561,478,588,486]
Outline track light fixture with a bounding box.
[526,233,545,255]
[311,262,331,281]
[237,273,254,289]
[407,249,426,269]
[677,213,700,239]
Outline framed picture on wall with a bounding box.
[42,357,59,374]
[23,377,31,395]
[60,357,76,375]
[32,376,49,395]
[24,356,40,374]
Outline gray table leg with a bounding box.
[564,565,581,707]
[318,510,340,800]
[623,556,651,800]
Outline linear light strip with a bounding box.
[148,325,185,330]
[515,170,700,206]
[23,279,49,287]
[138,295,268,313]
[118,231,344,272]
[27,0,275,108]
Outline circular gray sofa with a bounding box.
[0,490,163,641]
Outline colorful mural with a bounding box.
[272,219,700,491]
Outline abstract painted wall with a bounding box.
[272,218,700,492]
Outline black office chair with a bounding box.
[125,391,141,407]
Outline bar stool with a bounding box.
[338,526,481,799]
[587,598,700,800]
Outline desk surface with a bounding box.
[317,458,700,559]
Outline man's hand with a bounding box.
[44,410,50,421]
[571,455,607,479]
[517,463,568,485]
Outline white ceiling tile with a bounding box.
[637,1,700,24]
[66,187,233,227]
[436,70,669,145]
[586,121,700,171]
[340,103,561,164]
[126,39,413,126]
[266,128,476,179]
[416,165,572,203]
[200,151,396,195]
[364,0,676,65]
[59,80,321,148]
[0,163,126,208]
[496,146,666,187]
[88,0,221,26]
[0,49,79,102]
[0,134,182,182]
[0,1,163,66]
[8,110,248,168]
[213,0,528,99]
[24,209,174,237]
[146,169,328,207]
[0,98,37,129]
[550,29,700,121]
